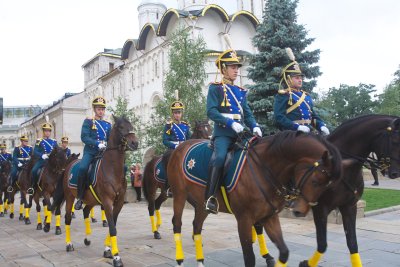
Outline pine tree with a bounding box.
[144,28,207,155]
[247,0,321,132]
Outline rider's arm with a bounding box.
[207,84,233,127]
[273,94,299,131]
[242,94,258,131]
[309,98,326,130]
[12,147,19,166]
[33,140,44,159]
[81,119,98,147]
[162,124,176,149]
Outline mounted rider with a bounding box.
[28,121,58,195]
[0,143,12,165]
[8,135,33,192]
[205,48,262,214]
[60,136,71,158]
[273,48,329,135]
[74,96,111,210]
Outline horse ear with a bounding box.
[321,151,330,165]
[392,118,400,130]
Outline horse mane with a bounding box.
[331,114,400,135]
[266,131,342,181]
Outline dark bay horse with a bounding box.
[8,157,35,223]
[298,114,400,267]
[0,160,11,216]
[51,115,138,267]
[30,148,72,234]
[168,131,343,267]
[142,120,212,239]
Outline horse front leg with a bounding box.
[340,204,363,267]
[155,189,168,228]
[55,204,62,235]
[43,195,53,233]
[0,191,4,217]
[172,189,187,266]
[18,194,25,221]
[35,196,43,230]
[192,205,208,267]
[83,205,93,246]
[101,205,108,227]
[64,192,74,252]
[102,200,123,267]
[299,205,329,267]
[254,222,275,267]
[24,193,32,225]
[236,216,256,267]
[8,191,15,219]
[263,214,289,267]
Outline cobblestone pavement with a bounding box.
[1,195,400,267]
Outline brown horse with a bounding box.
[8,157,35,223]
[29,149,74,234]
[142,120,212,239]
[0,160,11,216]
[297,114,400,267]
[168,131,343,267]
[51,115,138,267]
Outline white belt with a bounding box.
[221,113,242,120]
[171,141,183,145]
[18,158,30,161]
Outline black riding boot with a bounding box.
[74,175,84,210]
[204,165,223,214]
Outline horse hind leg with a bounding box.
[19,196,24,221]
[172,190,188,266]
[55,205,62,235]
[254,223,275,267]
[64,193,74,252]
[191,205,209,267]
[101,206,108,227]
[83,205,93,246]
[24,194,32,225]
[155,189,167,227]
[263,214,289,267]
[90,207,97,223]
[36,198,43,230]
[0,192,4,217]
[8,192,15,219]
[340,204,363,267]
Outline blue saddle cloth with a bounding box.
[155,158,167,184]
[67,159,100,189]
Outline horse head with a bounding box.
[111,115,139,151]
[268,131,342,217]
[0,160,11,176]
[48,146,68,174]
[193,120,213,139]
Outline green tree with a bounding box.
[108,97,143,167]
[247,0,321,133]
[375,66,400,116]
[317,83,377,127]
[144,28,207,155]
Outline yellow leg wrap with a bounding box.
[155,210,162,226]
[150,216,157,233]
[65,225,71,244]
[111,236,119,256]
[56,215,61,227]
[10,203,14,213]
[25,208,30,218]
[251,226,257,243]
[193,234,204,261]
[84,218,92,235]
[275,260,287,267]
[44,205,48,214]
[46,210,52,224]
[174,233,184,260]
[308,251,323,267]
[90,208,95,218]
[104,233,111,247]
[101,209,106,221]
[37,212,42,224]
[257,234,269,256]
[72,205,75,213]
[0,204,4,213]
[19,204,24,215]
[350,253,362,267]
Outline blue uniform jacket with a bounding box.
[0,152,12,163]
[274,89,325,131]
[162,121,191,149]
[207,82,257,137]
[81,118,111,155]
[34,138,58,161]
[12,145,33,167]
[65,147,71,158]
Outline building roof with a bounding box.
[82,48,122,68]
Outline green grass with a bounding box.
[362,188,400,212]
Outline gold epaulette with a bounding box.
[35,139,42,145]
[278,89,290,94]
[181,121,189,125]
[209,82,222,85]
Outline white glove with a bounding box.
[320,126,330,136]
[98,143,107,150]
[297,125,310,133]
[253,127,262,137]
[174,143,179,149]
[231,122,244,134]
[42,154,49,160]
[18,162,23,167]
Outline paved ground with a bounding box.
[1,190,400,267]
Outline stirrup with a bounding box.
[27,187,34,195]
[7,186,13,193]
[166,188,173,198]
[74,199,83,210]
[205,196,219,214]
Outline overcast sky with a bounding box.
[1,0,399,106]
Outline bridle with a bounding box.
[106,129,137,152]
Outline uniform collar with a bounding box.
[173,119,181,124]
[223,77,235,85]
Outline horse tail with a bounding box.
[50,173,65,213]
[142,158,154,202]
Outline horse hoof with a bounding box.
[43,224,50,233]
[299,260,310,267]
[25,218,31,225]
[176,259,184,266]
[55,227,62,235]
[154,231,161,239]
[91,218,97,223]
[71,212,76,219]
[113,257,123,267]
[103,249,113,259]
[4,209,7,214]
[84,238,91,246]
[66,244,74,252]
[0,212,4,217]
[9,213,14,219]
[19,214,24,221]
[36,223,42,230]
[102,220,108,227]
[264,253,275,267]
[197,260,204,267]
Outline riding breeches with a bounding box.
[209,136,235,168]
[31,160,45,183]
